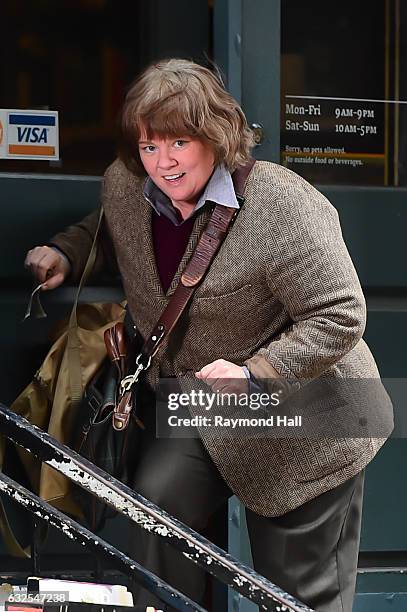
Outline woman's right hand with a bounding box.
[24,246,71,290]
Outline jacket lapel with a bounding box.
[136,195,164,301]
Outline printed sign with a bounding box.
[0,109,59,160]
[280,96,385,186]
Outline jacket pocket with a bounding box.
[193,283,253,308]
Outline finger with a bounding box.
[25,247,48,277]
[199,371,223,387]
[33,252,61,283]
[25,246,46,269]
[42,272,65,291]
[196,364,216,379]
[24,249,34,269]
[196,360,225,379]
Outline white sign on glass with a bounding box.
[0,109,59,160]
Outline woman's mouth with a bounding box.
[163,172,186,183]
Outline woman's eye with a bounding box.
[174,139,187,148]
[140,145,156,153]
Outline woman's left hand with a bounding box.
[195,359,249,394]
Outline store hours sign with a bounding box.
[281,96,384,185]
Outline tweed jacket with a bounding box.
[51,159,393,517]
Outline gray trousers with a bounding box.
[129,433,364,612]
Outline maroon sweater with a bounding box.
[151,209,195,293]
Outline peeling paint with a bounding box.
[0,404,314,612]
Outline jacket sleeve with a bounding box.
[244,180,366,381]
[49,178,118,284]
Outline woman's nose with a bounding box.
[157,148,177,169]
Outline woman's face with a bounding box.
[138,130,215,209]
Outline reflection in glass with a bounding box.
[0,0,210,176]
[281,0,406,187]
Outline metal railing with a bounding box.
[0,403,313,612]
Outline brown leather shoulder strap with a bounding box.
[231,157,256,199]
[137,203,236,366]
[141,158,256,361]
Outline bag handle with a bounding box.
[7,211,106,558]
[66,206,106,408]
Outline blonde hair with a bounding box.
[118,58,254,176]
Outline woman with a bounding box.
[25,59,393,611]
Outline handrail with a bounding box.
[0,470,205,612]
[0,403,314,612]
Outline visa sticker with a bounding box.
[0,109,59,160]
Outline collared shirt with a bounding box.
[143,164,239,226]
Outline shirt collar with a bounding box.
[143,164,239,226]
